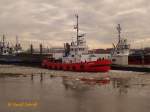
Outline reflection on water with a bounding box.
[0,72,150,112]
[62,76,110,91]
[112,78,131,95]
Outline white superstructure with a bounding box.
[62,15,98,63]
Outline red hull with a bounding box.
[42,59,111,72]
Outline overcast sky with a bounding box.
[0,0,150,49]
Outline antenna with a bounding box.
[117,24,121,42]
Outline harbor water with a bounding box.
[0,64,150,112]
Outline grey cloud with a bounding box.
[0,0,150,49]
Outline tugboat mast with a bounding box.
[2,34,5,47]
[16,35,18,46]
[75,14,79,45]
[117,24,121,43]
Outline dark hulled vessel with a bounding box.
[111,24,150,72]
[0,35,51,65]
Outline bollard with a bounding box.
[50,74,54,78]
[31,74,34,81]
[40,73,43,81]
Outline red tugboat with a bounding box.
[42,15,111,72]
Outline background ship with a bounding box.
[111,24,150,72]
[0,35,51,65]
